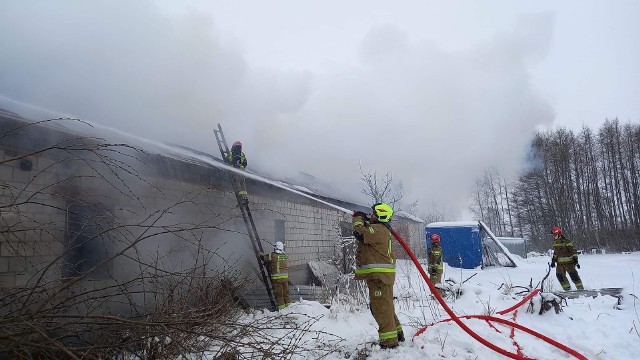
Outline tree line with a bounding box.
[471,119,640,253]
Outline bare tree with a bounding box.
[359,165,404,208]
[470,168,515,237]
[0,118,339,359]
[480,120,640,253]
[419,202,454,225]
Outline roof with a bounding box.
[427,221,480,228]
[496,237,526,244]
[1,108,407,217]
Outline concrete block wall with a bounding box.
[0,149,245,289]
[0,148,67,288]
[407,220,427,258]
[246,193,347,268]
[1,141,348,290]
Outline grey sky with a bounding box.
[1,1,638,217]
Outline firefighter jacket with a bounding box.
[428,243,443,274]
[552,235,578,265]
[227,146,247,169]
[261,251,288,281]
[352,215,396,285]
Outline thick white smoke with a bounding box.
[0,1,555,216]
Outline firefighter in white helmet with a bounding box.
[260,241,291,309]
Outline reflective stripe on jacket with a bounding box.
[428,245,443,272]
[552,236,578,264]
[227,150,247,168]
[352,215,396,284]
[262,252,288,280]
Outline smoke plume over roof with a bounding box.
[0,1,557,216]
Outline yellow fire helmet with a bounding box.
[372,202,393,223]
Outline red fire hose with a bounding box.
[497,289,540,315]
[387,226,587,360]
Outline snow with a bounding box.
[5,108,639,359]
[223,253,640,359]
[427,221,480,228]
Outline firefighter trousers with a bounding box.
[366,278,401,347]
[556,263,583,291]
[429,271,442,285]
[232,172,247,197]
[430,271,444,295]
[272,279,291,309]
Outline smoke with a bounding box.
[0,1,555,217]
[254,15,556,214]
[0,1,310,152]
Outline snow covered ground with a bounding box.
[222,253,640,359]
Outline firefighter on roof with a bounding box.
[226,141,248,202]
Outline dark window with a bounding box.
[339,221,352,237]
[64,203,114,279]
[275,219,285,242]
[19,159,32,171]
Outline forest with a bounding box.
[472,119,640,253]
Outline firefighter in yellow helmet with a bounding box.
[260,241,292,310]
[352,202,403,349]
[226,141,248,202]
[428,233,444,296]
[550,226,584,291]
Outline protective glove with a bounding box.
[353,210,368,218]
[550,261,556,268]
[572,257,580,268]
[353,231,364,242]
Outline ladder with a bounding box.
[213,123,277,310]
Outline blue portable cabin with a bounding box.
[426,221,517,269]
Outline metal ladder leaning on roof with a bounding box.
[213,123,277,311]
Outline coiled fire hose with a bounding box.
[386,225,588,360]
[251,190,589,359]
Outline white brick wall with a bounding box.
[1,144,356,289]
[246,194,346,267]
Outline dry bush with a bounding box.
[0,119,330,359]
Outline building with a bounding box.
[425,221,517,269]
[0,109,424,311]
[495,237,527,258]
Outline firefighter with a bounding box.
[550,226,584,291]
[226,141,248,202]
[260,241,291,310]
[428,233,444,296]
[352,202,403,349]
